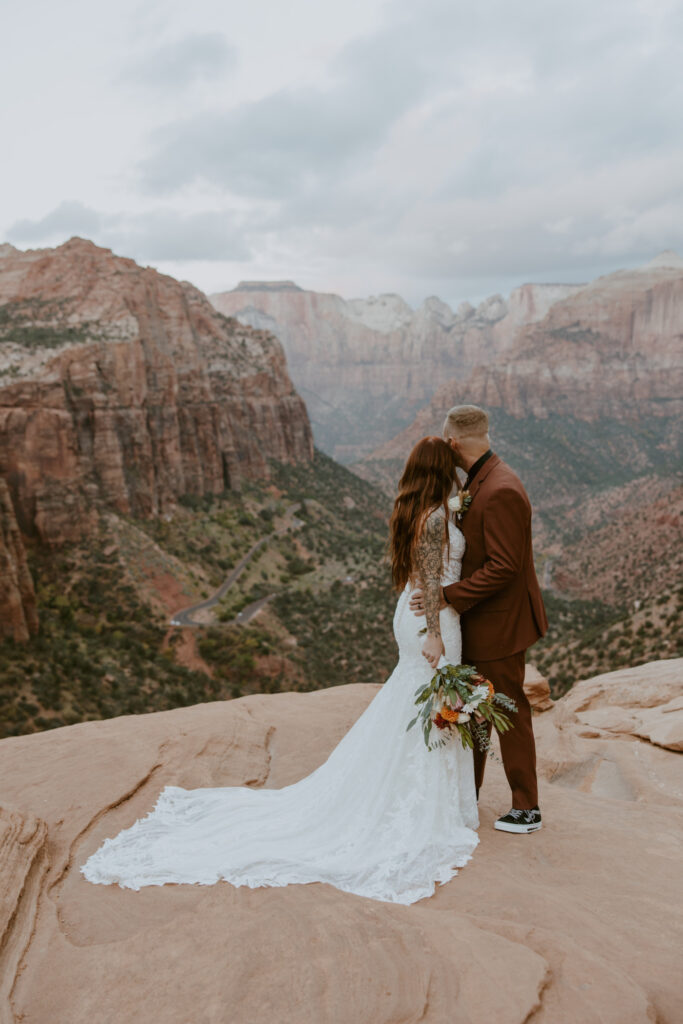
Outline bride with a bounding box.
[80,436,479,905]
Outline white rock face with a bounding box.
[210,283,522,461]
[360,253,683,490]
[419,295,459,328]
[212,253,683,467]
[506,283,585,325]
[344,293,416,333]
[643,250,683,270]
[475,294,508,322]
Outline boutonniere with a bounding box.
[448,489,472,522]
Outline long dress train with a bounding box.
[80,513,479,905]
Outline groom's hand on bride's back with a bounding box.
[409,588,447,615]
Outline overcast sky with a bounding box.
[2,0,682,308]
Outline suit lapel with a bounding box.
[466,452,500,503]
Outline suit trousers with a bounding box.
[469,649,539,809]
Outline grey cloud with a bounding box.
[107,208,251,262]
[137,0,680,226]
[136,13,438,198]
[250,0,683,286]
[119,32,238,90]
[7,0,682,304]
[9,200,102,241]
[7,203,250,262]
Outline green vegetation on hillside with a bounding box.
[2,438,678,739]
[0,450,398,738]
[0,296,93,351]
[532,587,683,697]
[0,541,216,738]
[358,411,682,695]
[252,450,398,689]
[488,410,681,525]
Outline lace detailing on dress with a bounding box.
[80,515,478,905]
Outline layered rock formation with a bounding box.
[523,664,554,711]
[358,254,683,504]
[210,280,580,462]
[0,238,313,549]
[558,659,683,751]
[0,478,38,642]
[0,658,680,1023]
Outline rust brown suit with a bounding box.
[443,453,548,808]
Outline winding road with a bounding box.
[170,503,303,628]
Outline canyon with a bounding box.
[0,243,681,1022]
[1,238,680,717]
[0,238,313,640]
[210,278,583,462]
[345,253,683,688]
[211,256,683,664]
[357,251,683,504]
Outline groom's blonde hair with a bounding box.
[443,405,489,439]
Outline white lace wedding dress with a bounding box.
[80,512,479,905]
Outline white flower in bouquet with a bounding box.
[447,489,473,520]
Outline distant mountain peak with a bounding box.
[644,250,683,270]
[233,280,303,292]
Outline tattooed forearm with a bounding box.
[414,513,445,637]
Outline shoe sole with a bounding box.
[494,821,542,833]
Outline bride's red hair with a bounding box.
[388,436,461,592]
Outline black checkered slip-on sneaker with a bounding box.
[494,807,542,833]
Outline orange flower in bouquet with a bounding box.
[439,705,461,723]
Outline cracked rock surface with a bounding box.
[0,661,681,1023]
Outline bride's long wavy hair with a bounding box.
[388,436,461,592]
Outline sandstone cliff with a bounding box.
[358,254,683,503]
[0,478,38,642]
[0,658,680,1022]
[0,238,313,549]
[209,280,580,462]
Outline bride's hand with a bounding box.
[422,632,445,669]
[410,588,447,615]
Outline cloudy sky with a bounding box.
[2,0,682,307]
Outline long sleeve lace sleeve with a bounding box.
[414,512,446,638]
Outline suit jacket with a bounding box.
[443,453,548,660]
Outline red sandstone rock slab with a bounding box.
[0,667,681,1022]
[524,663,554,711]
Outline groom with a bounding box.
[410,404,548,834]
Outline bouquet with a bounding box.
[407,658,517,754]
